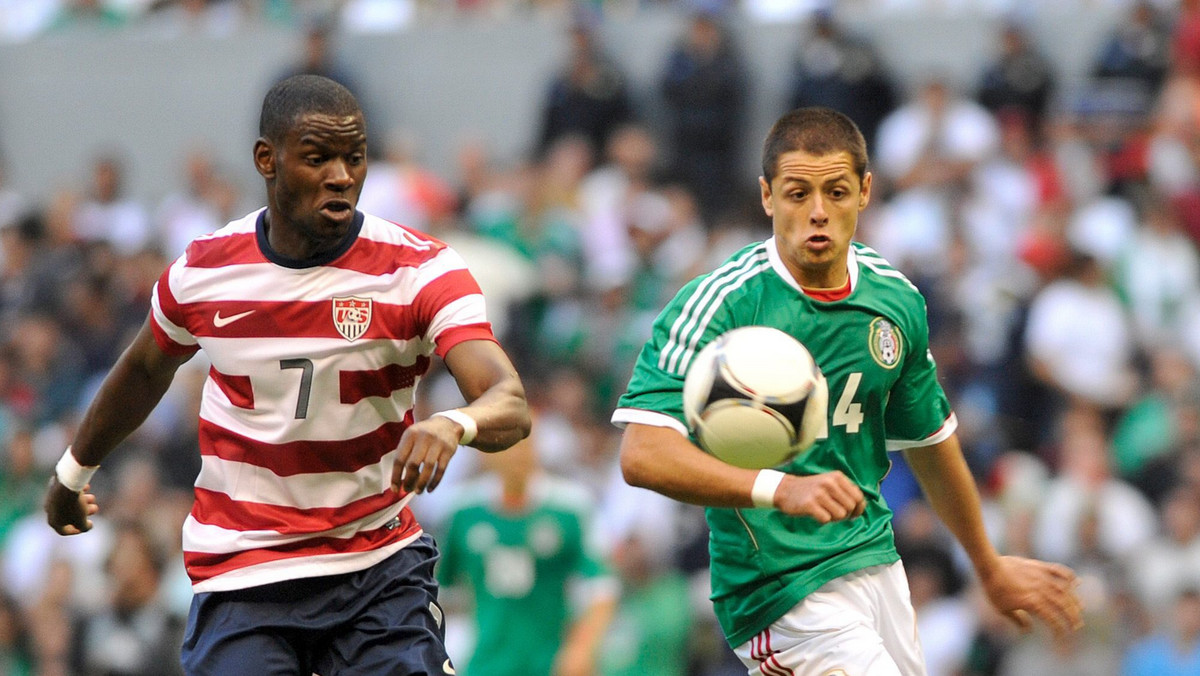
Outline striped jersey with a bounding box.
[150,208,497,593]
[611,238,956,647]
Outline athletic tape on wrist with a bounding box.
[432,409,478,446]
[751,469,786,509]
[55,447,98,493]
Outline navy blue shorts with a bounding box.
[181,534,454,676]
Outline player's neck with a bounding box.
[801,275,852,302]
[500,479,531,511]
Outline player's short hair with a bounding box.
[761,107,868,184]
[259,74,362,143]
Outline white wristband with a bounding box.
[55,447,98,493]
[432,409,478,446]
[751,469,786,509]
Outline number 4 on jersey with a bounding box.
[814,372,864,439]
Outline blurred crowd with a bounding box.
[0,0,1192,42]
[3,0,1200,675]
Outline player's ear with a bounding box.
[253,138,276,179]
[858,172,872,211]
[759,176,774,217]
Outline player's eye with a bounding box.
[305,155,325,166]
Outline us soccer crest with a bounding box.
[332,297,372,342]
[868,317,903,369]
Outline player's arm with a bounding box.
[903,434,1083,637]
[620,422,864,522]
[44,317,194,535]
[392,339,530,495]
[552,589,617,676]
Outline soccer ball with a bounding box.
[682,326,828,469]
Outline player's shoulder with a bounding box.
[359,211,449,252]
[177,209,263,270]
[671,239,774,307]
[530,474,596,518]
[445,475,504,515]
[851,242,923,300]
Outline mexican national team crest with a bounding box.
[332,297,372,342]
[868,317,903,369]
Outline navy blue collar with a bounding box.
[256,209,364,269]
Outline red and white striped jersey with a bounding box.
[149,208,496,593]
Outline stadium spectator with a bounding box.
[1031,406,1157,566]
[577,123,660,295]
[273,18,372,123]
[356,126,457,231]
[785,9,899,153]
[871,77,1000,278]
[976,21,1057,134]
[533,21,636,163]
[1089,1,1171,110]
[659,8,748,224]
[47,0,130,33]
[0,591,32,675]
[1023,251,1137,414]
[1126,487,1200,612]
[1113,197,1200,350]
[155,149,239,258]
[1111,348,1200,495]
[73,155,151,256]
[1122,587,1200,676]
[69,521,184,676]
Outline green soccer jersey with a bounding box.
[437,474,614,676]
[611,238,955,647]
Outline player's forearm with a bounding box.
[458,374,530,453]
[556,593,617,676]
[903,436,1001,577]
[71,337,184,466]
[620,423,759,508]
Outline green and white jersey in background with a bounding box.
[437,475,615,676]
[611,238,956,647]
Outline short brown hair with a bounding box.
[761,108,868,184]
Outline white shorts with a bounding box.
[733,561,927,676]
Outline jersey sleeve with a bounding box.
[611,274,736,433]
[882,298,956,450]
[414,246,498,357]
[149,259,200,356]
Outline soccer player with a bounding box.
[611,107,1082,676]
[43,74,531,676]
[437,427,617,676]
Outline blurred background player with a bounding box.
[437,423,617,676]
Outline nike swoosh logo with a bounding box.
[443,659,456,674]
[213,310,255,327]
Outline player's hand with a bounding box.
[978,555,1083,638]
[774,471,866,523]
[391,416,462,494]
[44,476,99,535]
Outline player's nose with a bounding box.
[324,160,355,191]
[810,193,829,225]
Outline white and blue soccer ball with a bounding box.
[682,326,829,469]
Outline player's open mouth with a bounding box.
[320,200,354,220]
[806,234,832,249]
